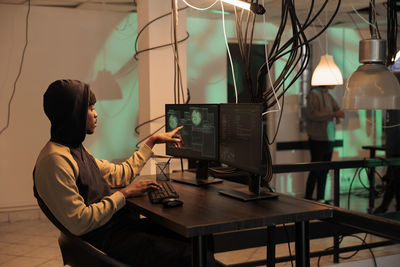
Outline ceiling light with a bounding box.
[221,0,265,15]
[343,39,400,110]
[311,54,343,86]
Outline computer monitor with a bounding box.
[165,104,223,185]
[218,103,278,201]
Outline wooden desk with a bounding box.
[126,175,333,267]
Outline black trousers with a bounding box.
[305,139,334,201]
[81,208,192,267]
[376,166,400,212]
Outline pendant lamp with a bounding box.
[221,0,265,14]
[311,54,343,86]
[311,19,343,87]
[343,39,400,110]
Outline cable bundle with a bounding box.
[171,0,186,104]
[257,0,341,111]
[232,2,259,102]
[386,0,397,66]
[229,0,341,185]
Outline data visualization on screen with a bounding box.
[165,104,222,186]
[166,104,219,161]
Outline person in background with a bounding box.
[304,85,345,202]
[33,79,191,267]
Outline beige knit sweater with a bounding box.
[34,141,153,235]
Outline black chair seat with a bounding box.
[58,232,131,267]
[33,170,131,267]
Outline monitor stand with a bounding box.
[218,174,279,201]
[171,160,223,186]
[218,189,278,201]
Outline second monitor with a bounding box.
[165,104,223,185]
[218,103,278,201]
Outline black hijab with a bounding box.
[43,79,110,205]
[44,79,89,148]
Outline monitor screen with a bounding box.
[165,104,219,161]
[219,103,265,175]
[218,103,277,200]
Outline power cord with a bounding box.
[283,223,294,267]
[133,6,189,60]
[0,0,31,136]
[135,124,165,149]
[347,167,362,210]
[338,234,377,267]
[259,0,341,109]
[134,88,190,149]
[134,32,190,60]
[317,235,344,267]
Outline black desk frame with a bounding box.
[272,158,400,264]
[126,159,400,267]
[126,179,332,267]
[195,221,313,267]
[273,157,400,212]
[361,145,386,213]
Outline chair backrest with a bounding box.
[57,232,131,267]
[33,169,130,267]
[33,184,75,237]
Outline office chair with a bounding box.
[57,231,130,267]
[33,176,130,267]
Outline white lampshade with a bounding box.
[343,39,400,110]
[311,54,343,86]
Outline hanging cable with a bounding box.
[171,0,186,104]
[266,88,285,145]
[134,0,190,147]
[182,0,219,11]
[134,115,165,135]
[134,32,190,59]
[134,6,188,60]
[0,0,31,136]
[368,0,382,39]
[221,0,239,103]
[350,2,379,34]
[135,124,165,149]
[261,0,280,115]
[258,0,341,111]
[386,0,397,66]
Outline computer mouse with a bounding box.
[162,198,183,208]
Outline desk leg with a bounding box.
[192,235,215,267]
[295,221,310,267]
[266,226,276,267]
[368,167,376,213]
[334,168,340,207]
[333,234,340,263]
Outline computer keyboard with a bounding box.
[148,181,179,204]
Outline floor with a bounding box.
[0,193,399,267]
[0,218,63,267]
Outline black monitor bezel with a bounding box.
[165,103,220,162]
[219,103,265,176]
